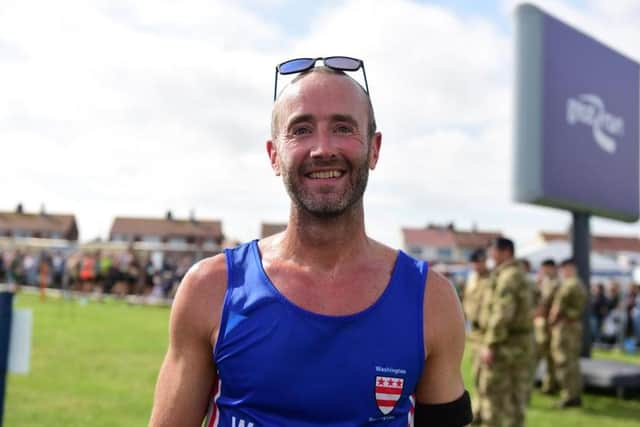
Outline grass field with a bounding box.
[5,292,640,426]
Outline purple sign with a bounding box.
[514,5,640,222]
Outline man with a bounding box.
[477,237,533,427]
[534,259,560,394]
[549,258,587,408]
[590,283,608,343]
[149,58,471,426]
[462,249,491,421]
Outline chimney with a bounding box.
[189,209,196,222]
[166,210,173,221]
[40,203,46,216]
[16,203,23,214]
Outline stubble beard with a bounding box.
[282,155,370,219]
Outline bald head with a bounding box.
[271,67,377,142]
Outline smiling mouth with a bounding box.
[306,170,345,179]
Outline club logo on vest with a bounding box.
[375,376,404,415]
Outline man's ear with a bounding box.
[368,132,382,170]
[267,139,281,176]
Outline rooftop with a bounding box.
[110,213,223,241]
[260,222,287,238]
[403,224,501,248]
[539,231,640,253]
[0,205,78,240]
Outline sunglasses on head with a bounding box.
[273,56,369,101]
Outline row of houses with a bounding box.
[0,204,287,254]
[0,205,225,243]
[2,205,640,268]
[402,223,501,263]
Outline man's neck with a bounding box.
[280,202,371,271]
[497,257,515,269]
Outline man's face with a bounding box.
[267,72,381,218]
[542,265,557,279]
[560,264,576,280]
[471,258,487,274]
[489,246,510,267]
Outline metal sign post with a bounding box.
[0,290,14,427]
[571,212,592,357]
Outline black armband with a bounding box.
[414,390,472,427]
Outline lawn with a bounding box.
[6,292,169,426]
[4,292,640,426]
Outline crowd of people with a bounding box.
[0,247,197,301]
[590,281,640,349]
[3,244,639,341]
[462,238,600,426]
[460,239,640,426]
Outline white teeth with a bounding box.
[309,170,343,179]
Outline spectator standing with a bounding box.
[608,281,621,312]
[79,252,97,294]
[0,250,5,283]
[630,284,640,346]
[52,251,65,288]
[534,259,560,394]
[462,248,491,422]
[624,285,640,347]
[10,250,25,287]
[591,283,609,343]
[549,258,587,408]
[477,237,534,427]
[23,251,37,286]
[38,252,52,302]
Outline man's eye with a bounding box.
[292,127,312,136]
[334,125,354,134]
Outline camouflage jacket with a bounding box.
[463,271,491,328]
[481,259,534,347]
[534,277,560,319]
[550,277,587,324]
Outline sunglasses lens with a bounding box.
[325,56,361,71]
[278,58,315,74]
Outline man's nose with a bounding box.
[309,129,337,159]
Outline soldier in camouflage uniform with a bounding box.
[549,258,588,408]
[477,238,534,427]
[462,249,492,421]
[517,257,539,401]
[534,259,560,394]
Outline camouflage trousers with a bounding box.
[533,318,557,392]
[467,332,484,421]
[476,338,533,427]
[550,323,583,401]
[467,337,482,423]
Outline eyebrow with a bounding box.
[330,114,359,129]
[285,114,315,133]
[285,113,360,133]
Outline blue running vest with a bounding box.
[205,240,428,427]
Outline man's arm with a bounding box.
[414,270,470,426]
[548,285,566,325]
[550,281,587,323]
[149,254,228,427]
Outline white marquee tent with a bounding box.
[519,240,632,283]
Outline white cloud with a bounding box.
[504,0,640,59]
[1,0,639,249]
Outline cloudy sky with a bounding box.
[2,0,640,250]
